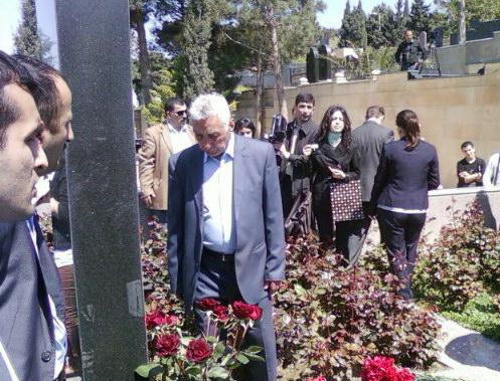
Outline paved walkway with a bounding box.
[432,315,500,380]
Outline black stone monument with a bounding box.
[52,0,147,379]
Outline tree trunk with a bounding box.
[255,50,264,138]
[131,7,152,105]
[267,5,288,120]
[458,0,466,45]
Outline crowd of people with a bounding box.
[1,44,499,381]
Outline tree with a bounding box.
[231,0,322,120]
[14,0,43,58]
[434,0,500,27]
[130,0,155,105]
[409,0,432,35]
[340,0,367,48]
[366,4,399,48]
[178,0,221,100]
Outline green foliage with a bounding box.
[435,0,500,25]
[443,293,500,341]
[132,52,175,123]
[339,1,368,48]
[14,0,51,61]
[274,235,440,380]
[408,0,432,35]
[413,200,500,311]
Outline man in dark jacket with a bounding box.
[279,93,319,218]
[352,106,394,213]
[394,30,426,77]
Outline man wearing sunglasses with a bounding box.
[138,97,195,227]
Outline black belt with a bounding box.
[203,247,235,262]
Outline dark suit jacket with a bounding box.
[352,121,394,201]
[371,138,440,211]
[0,220,61,381]
[167,135,286,307]
[282,119,319,196]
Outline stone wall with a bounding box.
[236,63,500,189]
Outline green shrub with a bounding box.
[413,200,499,311]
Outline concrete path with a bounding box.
[432,315,500,380]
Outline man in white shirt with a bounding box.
[168,93,286,381]
[483,152,500,186]
[138,97,195,226]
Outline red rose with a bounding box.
[232,300,263,321]
[213,305,229,322]
[396,368,415,381]
[186,338,213,363]
[145,310,179,329]
[196,298,221,311]
[155,333,180,357]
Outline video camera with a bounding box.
[268,114,288,143]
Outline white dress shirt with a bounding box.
[202,133,237,254]
[168,123,193,154]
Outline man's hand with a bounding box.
[302,144,318,157]
[280,144,291,159]
[141,192,155,208]
[264,280,282,297]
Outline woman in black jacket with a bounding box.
[309,105,362,264]
[370,109,440,300]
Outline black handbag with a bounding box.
[330,180,364,222]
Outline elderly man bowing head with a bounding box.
[168,93,286,381]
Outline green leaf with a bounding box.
[236,353,250,364]
[134,363,162,378]
[207,366,230,379]
[244,345,262,354]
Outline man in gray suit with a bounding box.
[352,106,394,224]
[0,52,66,381]
[168,93,286,381]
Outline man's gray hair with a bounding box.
[189,93,231,128]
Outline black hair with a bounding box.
[234,118,256,137]
[164,97,186,113]
[294,92,315,106]
[13,54,63,134]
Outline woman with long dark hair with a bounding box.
[370,109,440,300]
[309,105,362,264]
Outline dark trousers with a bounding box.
[315,197,363,266]
[377,208,426,300]
[194,251,277,381]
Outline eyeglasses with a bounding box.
[175,110,187,116]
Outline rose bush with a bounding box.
[274,235,440,380]
[137,220,263,380]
